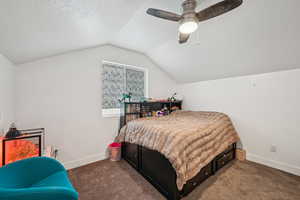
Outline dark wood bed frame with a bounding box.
[122,142,236,200]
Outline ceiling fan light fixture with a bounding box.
[179,18,198,34]
[146,0,243,44]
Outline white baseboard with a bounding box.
[247,153,300,176]
[63,153,107,170]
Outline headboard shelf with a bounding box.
[119,101,182,130]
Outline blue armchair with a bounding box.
[0,157,78,200]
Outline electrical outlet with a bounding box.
[270,145,277,152]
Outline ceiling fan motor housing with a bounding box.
[182,0,197,14]
[181,0,198,22]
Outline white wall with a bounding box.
[0,54,15,135]
[178,69,300,176]
[16,44,176,169]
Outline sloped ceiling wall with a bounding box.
[0,0,299,83]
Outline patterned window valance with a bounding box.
[102,62,145,110]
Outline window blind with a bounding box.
[102,62,145,110]
[126,68,145,102]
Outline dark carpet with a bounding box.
[68,159,300,200]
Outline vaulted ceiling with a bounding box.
[0,0,300,83]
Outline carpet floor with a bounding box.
[68,159,300,200]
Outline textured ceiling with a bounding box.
[0,0,300,83]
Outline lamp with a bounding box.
[179,17,198,34]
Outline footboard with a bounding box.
[140,146,180,199]
[122,142,236,200]
[122,142,180,199]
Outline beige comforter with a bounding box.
[117,111,239,190]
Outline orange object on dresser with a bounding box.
[0,136,39,167]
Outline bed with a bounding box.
[117,111,239,200]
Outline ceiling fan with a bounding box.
[146,0,243,44]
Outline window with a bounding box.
[102,61,148,117]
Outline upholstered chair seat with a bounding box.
[0,157,78,200]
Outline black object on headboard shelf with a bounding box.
[119,101,182,131]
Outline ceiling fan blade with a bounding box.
[179,33,190,44]
[196,0,243,22]
[147,8,182,22]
